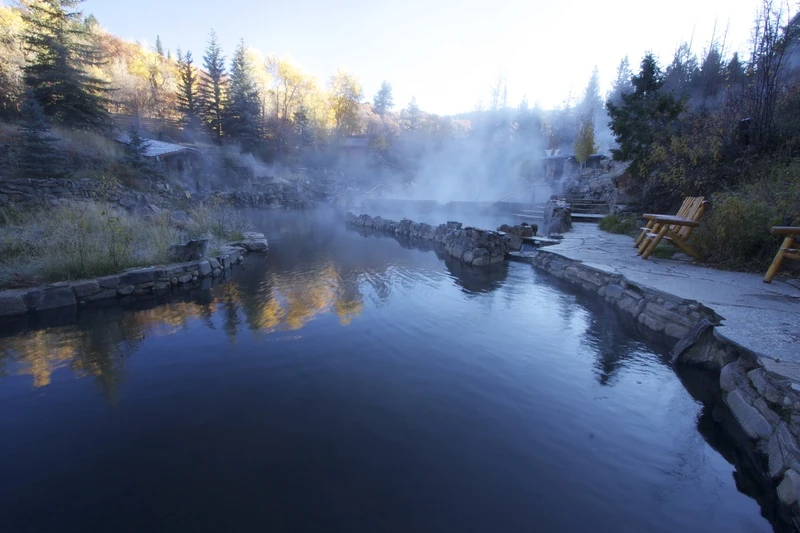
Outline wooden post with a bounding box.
[764,235,795,283]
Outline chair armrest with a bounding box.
[770,226,800,236]
[650,215,700,227]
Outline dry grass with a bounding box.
[0,198,250,285]
[0,201,183,283]
[186,196,247,254]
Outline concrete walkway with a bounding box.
[540,223,800,369]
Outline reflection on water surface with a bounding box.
[0,210,778,533]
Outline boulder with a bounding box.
[97,276,120,289]
[122,268,156,286]
[72,280,100,299]
[38,286,77,311]
[0,291,28,317]
[168,239,209,262]
[198,260,212,277]
[778,470,800,505]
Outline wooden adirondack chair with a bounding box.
[634,196,702,249]
[637,197,708,260]
[764,226,800,283]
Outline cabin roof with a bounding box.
[116,135,200,158]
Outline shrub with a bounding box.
[693,161,800,270]
[598,214,639,235]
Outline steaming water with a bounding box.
[0,210,774,533]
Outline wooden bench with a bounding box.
[764,226,800,283]
[636,197,708,260]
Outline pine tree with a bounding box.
[606,54,683,175]
[373,81,394,116]
[17,90,63,178]
[579,67,603,121]
[126,126,151,170]
[22,0,111,130]
[199,30,227,141]
[405,97,420,131]
[176,51,200,131]
[574,68,601,167]
[226,39,261,151]
[155,34,164,56]
[607,56,633,107]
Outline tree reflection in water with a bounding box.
[0,297,217,399]
[0,209,509,397]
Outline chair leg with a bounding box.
[641,225,669,259]
[666,230,703,260]
[764,236,795,283]
[638,223,661,255]
[634,221,654,247]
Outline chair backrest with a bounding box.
[674,196,696,218]
[673,196,707,239]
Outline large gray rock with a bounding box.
[778,469,800,505]
[72,280,100,299]
[236,232,268,252]
[117,285,135,296]
[670,319,715,363]
[197,260,212,277]
[725,389,773,440]
[97,276,120,289]
[749,369,786,405]
[768,423,800,478]
[122,268,156,286]
[0,292,28,317]
[38,286,77,311]
[83,289,118,302]
[720,361,743,392]
[168,239,209,262]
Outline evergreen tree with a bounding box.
[373,81,394,116]
[126,126,151,171]
[176,51,200,131]
[199,30,227,141]
[663,42,698,97]
[155,34,164,56]
[578,67,603,120]
[726,52,746,90]
[607,56,633,106]
[606,54,684,175]
[695,44,726,103]
[405,96,421,131]
[22,0,111,130]
[17,90,63,178]
[226,39,261,151]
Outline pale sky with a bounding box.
[83,0,765,115]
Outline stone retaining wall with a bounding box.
[345,213,508,267]
[0,233,268,319]
[531,248,800,526]
[531,251,720,343]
